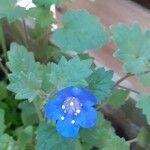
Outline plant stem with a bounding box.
[0,21,7,62]
[0,58,8,78]
[126,138,137,144]
[33,101,44,122]
[114,73,133,87]
[22,19,29,48]
[117,85,139,94]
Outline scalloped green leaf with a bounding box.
[18,101,39,125]
[0,0,26,23]
[47,56,93,88]
[0,134,18,150]
[52,9,108,52]
[87,68,113,101]
[80,112,129,150]
[136,93,150,125]
[33,0,62,7]
[7,43,42,102]
[111,23,150,75]
[139,73,150,86]
[0,109,6,135]
[107,89,129,108]
[36,122,82,150]
[28,7,54,28]
[0,82,7,101]
[137,127,150,148]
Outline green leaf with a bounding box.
[87,68,113,101]
[136,93,150,125]
[48,56,92,88]
[15,126,34,150]
[139,73,150,86]
[18,101,39,126]
[137,127,150,148]
[52,9,108,52]
[0,0,26,23]
[40,65,54,93]
[28,7,54,28]
[111,23,150,75]
[0,82,7,101]
[0,109,6,135]
[33,0,62,7]
[7,43,42,102]
[36,122,81,150]
[80,112,129,150]
[107,89,129,108]
[101,137,129,150]
[0,134,18,150]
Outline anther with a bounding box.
[70,102,74,106]
[71,120,75,124]
[61,116,65,120]
[61,105,65,109]
[76,109,81,114]
[74,113,78,116]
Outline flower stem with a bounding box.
[114,73,133,87]
[33,101,44,122]
[22,19,29,48]
[0,21,7,62]
[126,138,137,144]
[0,58,8,78]
[117,85,139,94]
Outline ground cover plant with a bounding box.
[0,0,150,149]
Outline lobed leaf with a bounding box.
[111,23,150,75]
[107,89,129,108]
[28,7,54,28]
[33,0,62,7]
[0,82,7,101]
[47,56,93,88]
[136,93,150,125]
[87,68,114,101]
[7,43,42,102]
[0,0,26,23]
[0,109,6,135]
[18,101,39,125]
[80,112,129,150]
[36,122,82,150]
[52,9,108,52]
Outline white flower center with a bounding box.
[61,97,82,115]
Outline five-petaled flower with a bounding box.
[44,86,97,137]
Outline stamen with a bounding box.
[61,116,65,120]
[62,105,65,109]
[71,120,75,124]
[76,109,81,114]
[70,102,74,106]
[74,113,78,116]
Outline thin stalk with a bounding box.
[126,138,137,144]
[0,58,8,78]
[117,85,139,94]
[22,19,29,48]
[114,73,133,87]
[0,21,7,62]
[33,101,44,122]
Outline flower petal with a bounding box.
[72,87,97,107]
[76,107,97,128]
[56,115,80,137]
[44,99,64,120]
[56,86,74,101]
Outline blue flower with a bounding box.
[44,86,97,137]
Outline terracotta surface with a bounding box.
[57,0,150,94]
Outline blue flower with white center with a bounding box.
[44,86,97,137]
